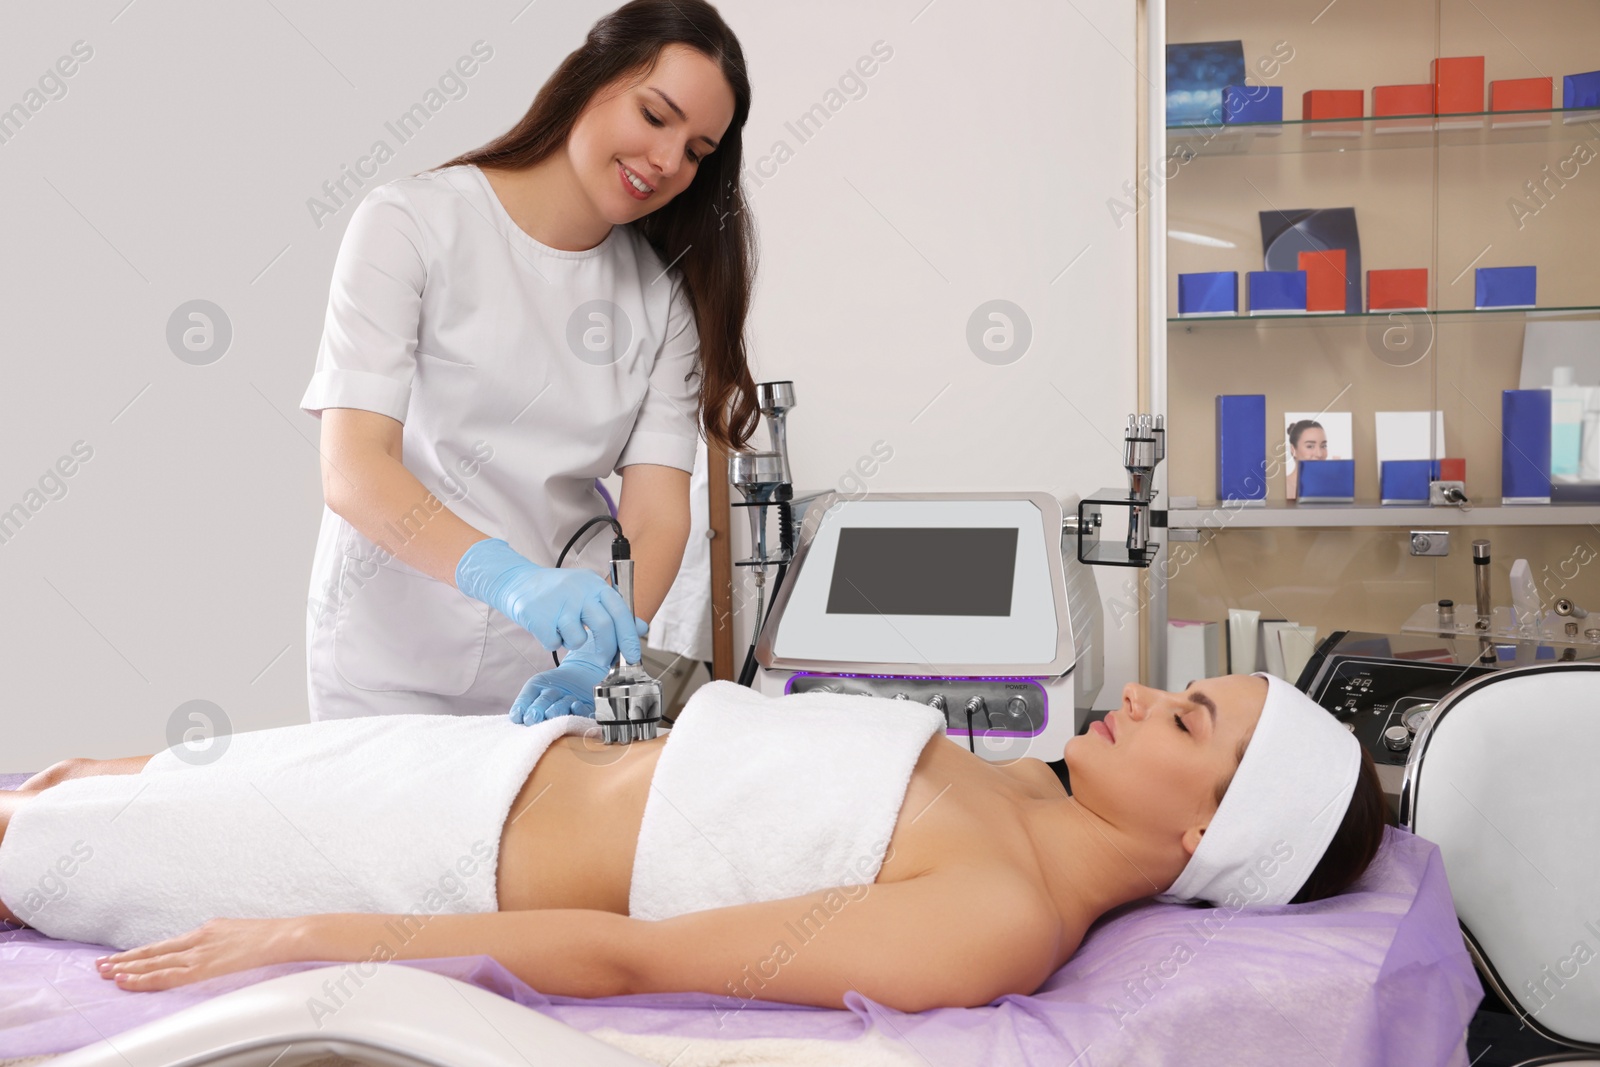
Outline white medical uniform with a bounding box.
[299,163,701,720]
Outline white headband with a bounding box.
[1155,672,1362,908]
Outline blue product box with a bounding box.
[1380,459,1434,504]
[1494,644,1557,662]
[1502,389,1552,504]
[1178,272,1238,316]
[1475,266,1537,309]
[1247,270,1307,314]
[1297,459,1356,503]
[1222,84,1283,124]
[1216,394,1267,504]
[1565,70,1600,109]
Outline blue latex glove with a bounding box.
[455,538,645,663]
[510,642,612,724]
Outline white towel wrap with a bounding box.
[1156,672,1363,908]
[0,713,591,950]
[629,680,947,921]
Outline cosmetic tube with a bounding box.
[1228,608,1262,674]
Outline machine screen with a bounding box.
[825,527,1018,616]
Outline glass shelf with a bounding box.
[1168,305,1600,328]
[1169,108,1600,158]
[1401,603,1600,648]
[1166,502,1600,529]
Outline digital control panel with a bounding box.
[785,673,1047,737]
[1305,656,1495,766]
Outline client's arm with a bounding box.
[621,868,1067,1011]
[97,870,1067,1011]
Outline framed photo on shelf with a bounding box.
[1283,411,1353,501]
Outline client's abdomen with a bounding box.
[496,733,668,914]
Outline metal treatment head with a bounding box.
[728,450,785,502]
[729,450,785,567]
[1123,414,1158,500]
[593,669,662,744]
[755,381,796,489]
[757,380,795,418]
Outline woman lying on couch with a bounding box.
[0,673,1386,1012]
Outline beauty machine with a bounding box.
[748,490,1105,762]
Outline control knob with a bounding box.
[1402,705,1434,737]
[1382,724,1412,752]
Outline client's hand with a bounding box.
[96,917,304,991]
[510,642,613,724]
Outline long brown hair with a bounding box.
[434,0,760,454]
[1290,743,1391,903]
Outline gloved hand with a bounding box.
[455,538,646,664]
[509,641,612,724]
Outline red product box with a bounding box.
[1303,89,1364,120]
[1432,56,1485,114]
[1372,83,1434,116]
[1299,249,1348,312]
[1437,458,1466,483]
[1368,268,1429,311]
[1490,77,1552,111]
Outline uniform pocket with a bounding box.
[331,547,491,696]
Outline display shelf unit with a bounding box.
[1142,0,1600,686]
[1167,503,1600,529]
[1170,107,1600,157]
[1169,306,1600,328]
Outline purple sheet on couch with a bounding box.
[0,773,1481,1066]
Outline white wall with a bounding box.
[0,0,1137,771]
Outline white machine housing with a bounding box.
[753,491,1104,762]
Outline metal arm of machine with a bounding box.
[1076,412,1166,568]
[730,381,800,687]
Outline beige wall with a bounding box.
[1156,0,1600,647]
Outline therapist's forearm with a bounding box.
[612,500,690,623]
[327,449,488,586]
[626,521,690,623]
[616,464,692,624]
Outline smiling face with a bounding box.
[1292,427,1328,462]
[566,43,736,223]
[1064,675,1267,857]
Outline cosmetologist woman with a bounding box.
[297,0,760,724]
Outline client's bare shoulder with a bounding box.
[874,737,1084,957]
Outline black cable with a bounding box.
[777,497,795,557]
[549,514,627,668]
[736,559,789,687]
[555,515,624,568]
[964,699,976,754]
[736,499,794,688]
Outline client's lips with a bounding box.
[1103,713,1117,743]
